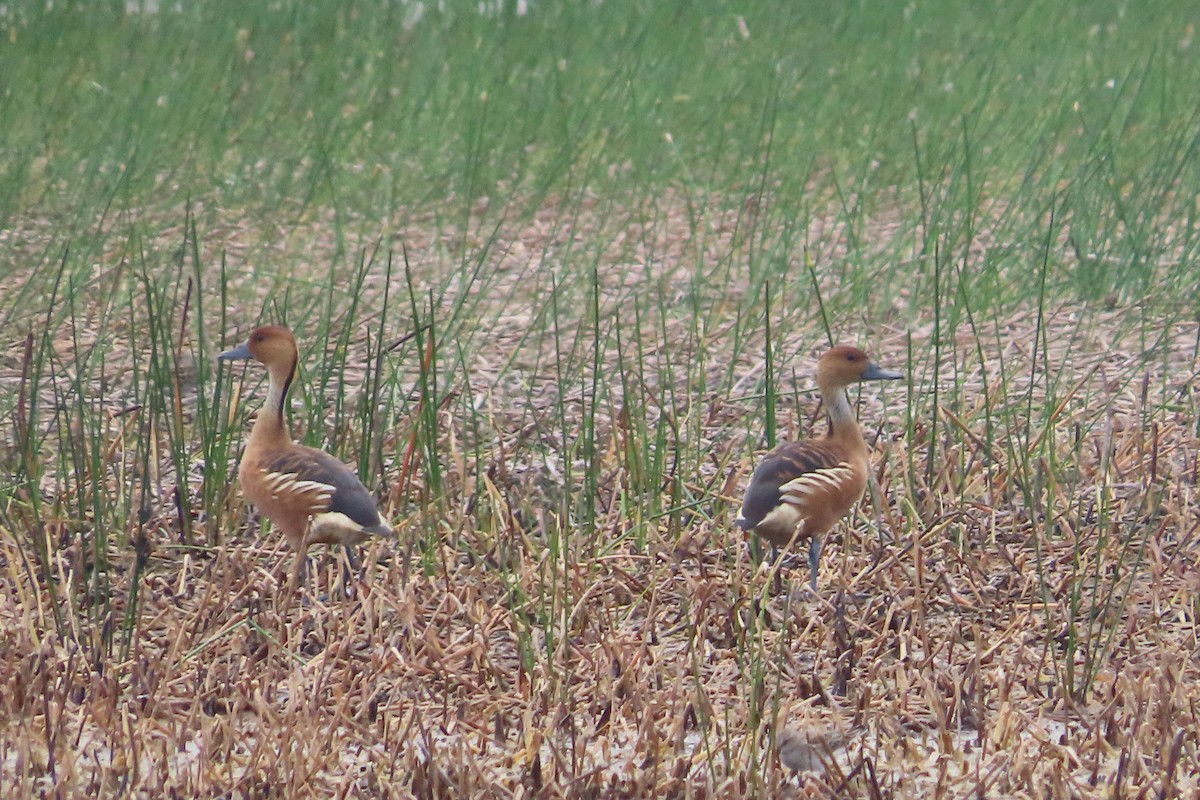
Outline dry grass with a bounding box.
[2,191,1199,798]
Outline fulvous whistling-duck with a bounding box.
[736,345,902,588]
[220,325,392,590]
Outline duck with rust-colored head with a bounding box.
[220,325,392,591]
[737,345,902,588]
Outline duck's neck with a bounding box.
[821,382,862,443]
[250,357,296,446]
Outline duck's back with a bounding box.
[737,439,867,547]
[241,443,390,548]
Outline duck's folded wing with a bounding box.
[258,446,389,534]
[738,441,855,533]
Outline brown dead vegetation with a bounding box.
[1,192,1198,797]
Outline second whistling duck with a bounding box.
[736,345,902,588]
[220,325,392,591]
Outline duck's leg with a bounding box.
[284,526,312,600]
[338,545,361,598]
[285,552,306,597]
[807,536,821,590]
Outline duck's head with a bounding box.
[816,345,903,389]
[219,325,298,368]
